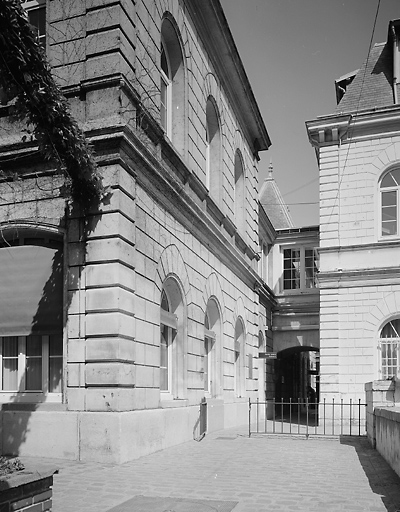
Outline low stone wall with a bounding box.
[0,466,56,512]
[365,380,396,446]
[374,407,400,478]
[365,380,400,477]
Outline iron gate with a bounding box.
[249,398,366,437]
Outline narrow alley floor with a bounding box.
[23,428,400,512]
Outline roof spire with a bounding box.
[268,160,273,180]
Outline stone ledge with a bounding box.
[375,406,400,423]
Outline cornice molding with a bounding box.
[306,106,400,149]
[185,0,271,157]
[318,267,400,287]
[319,239,400,253]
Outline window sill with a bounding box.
[159,398,189,408]
[0,392,62,405]
[280,288,319,295]
[0,401,66,411]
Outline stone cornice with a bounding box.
[307,105,400,149]
[319,239,400,253]
[185,0,271,158]
[318,267,400,287]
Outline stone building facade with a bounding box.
[306,19,400,403]
[0,0,274,462]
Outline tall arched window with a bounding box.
[160,41,172,138]
[0,230,63,402]
[204,298,221,396]
[234,317,245,397]
[234,150,245,234]
[379,318,400,379]
[380,168,400,237]
[160,17,185,154]
[206,97,221,199]
[160,277,185,398]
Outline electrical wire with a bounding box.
[325,0,381,231]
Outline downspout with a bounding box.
[391,23,399,104]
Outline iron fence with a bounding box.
[249,398,366,437]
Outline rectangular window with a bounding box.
[381,190,397,236]
[305,248,319,288]
[204,338,210,392]
[283,249,300,290]
[283,246,319,291]
[160,324,169,391]
[2,337,18,391]
[0,335,63,398]
[27,5,46,48]
[160,75,168,131]
[381,340,398,379]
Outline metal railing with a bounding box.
[249,398,366,437]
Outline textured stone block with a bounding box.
[85,311,135,338]
[86,337,135,362]
[85,362,135,386]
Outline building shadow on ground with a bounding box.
[340,436,400,511]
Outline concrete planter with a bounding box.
[0,464,56,512]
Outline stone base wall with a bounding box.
[0,402,249,463]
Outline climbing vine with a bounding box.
[0,0,106,211]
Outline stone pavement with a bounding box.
[22,427,400,512]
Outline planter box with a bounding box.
[0,465,57,512]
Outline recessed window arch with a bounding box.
[380,167,400,238]
[0,229,64,402]
[206,97,221,199]
[160,16,185,154]
[160,275,186,398]
[234,317,245,397]
[234,149,245,234]
[379,318,400,379]
[203,297,222,397]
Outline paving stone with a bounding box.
[20,429,400,512]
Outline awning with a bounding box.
[0,244,63,336]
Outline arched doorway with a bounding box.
[275,346,319,406]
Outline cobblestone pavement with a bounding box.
[23,428,400,512]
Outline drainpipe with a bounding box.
[391,23,399,104]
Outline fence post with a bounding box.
[248,398,251,438]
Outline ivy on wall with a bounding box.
[0,0,105,211]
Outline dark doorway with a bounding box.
[275,347,319,406]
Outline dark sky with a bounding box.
[220,0,400,227]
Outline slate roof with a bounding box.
[259,168,294,230]
[336,41,394,113]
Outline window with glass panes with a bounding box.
[380,168,400,237]
[204,313,215,393]
[283,247,318,291]
[0,232,63,400]
[380,319,400,379]
[1,335,62,393]
[160,290,177,393]
[160,41,171,136]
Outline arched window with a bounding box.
[206,97,221,199]
[0,230,63,402]
[160,277,185,398]
[160,290,173,392]
[234,317,245,397]
[160,17,185,154]
[234,150,245,234]
[379,318,400,379]
[380,168,400,237]
[160,41,172,137]
[204,298,221,396]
